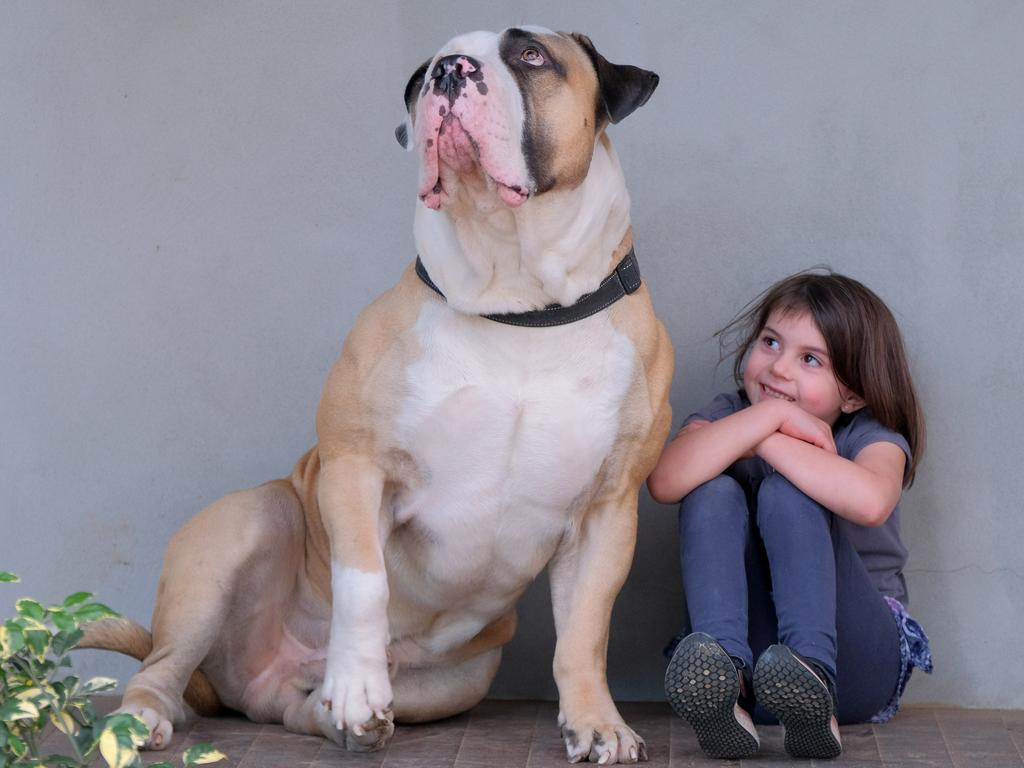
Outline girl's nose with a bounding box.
[770,356,792,379]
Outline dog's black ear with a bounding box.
[396,59,431,148]
[395,123,409,148]
[403,59,430,112]
[570,33,659,125]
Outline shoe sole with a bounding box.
[665,633,759,759]
[754,644,842,759]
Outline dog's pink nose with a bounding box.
[431,55,482,104]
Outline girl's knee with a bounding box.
[756,473,829,527]
[679,475,747,527]
[682,474,745,510]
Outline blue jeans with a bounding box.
[678,473,901,724]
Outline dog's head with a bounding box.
[397,27,659,211]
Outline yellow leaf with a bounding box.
[51,709,78,735]
[190,748,228,764]
[99,729,138,768]
[6,699,39,719]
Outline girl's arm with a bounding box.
[755,432,906,526]
[647,398,836,503]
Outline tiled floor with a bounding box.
[39,699,1024,767]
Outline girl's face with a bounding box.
[743,308,864,425]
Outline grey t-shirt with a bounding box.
[684,390,913,604]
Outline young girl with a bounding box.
[648,271,932,760]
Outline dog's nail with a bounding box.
[353,724,365,736]
[599,752,611,765]
[630,746,637,761]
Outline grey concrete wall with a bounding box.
[3,2,1022,709]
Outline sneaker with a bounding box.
[753,644,842,759]
[664,632,759,759]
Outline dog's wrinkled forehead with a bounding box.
[433,26,555,64]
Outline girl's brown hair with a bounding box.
[717,269,925,486]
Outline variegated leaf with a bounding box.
[62,591,93,607]
[99,728,140,768]
[0,698,39,722]
[183,744,228,765]
[51,708,78,735]
[82,676,119,694]
[15,598,45,621]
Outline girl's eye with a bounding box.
[521,47,545,66]
[762,336,779,350]
[802,354,822,367]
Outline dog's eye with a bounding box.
[521,47,544,66]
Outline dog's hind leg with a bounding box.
[118,480,303,749]
[391,647,503,723]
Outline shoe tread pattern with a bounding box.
[754,644,842,759]
[664,633,759,759]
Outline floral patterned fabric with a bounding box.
[870,596,934,723]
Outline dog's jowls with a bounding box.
[83,26,673,765]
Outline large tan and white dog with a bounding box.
[85,27,672,764]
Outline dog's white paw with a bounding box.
[320,657,393,737]
[560,715,647,764]
[116,705,173,750]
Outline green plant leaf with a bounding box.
[15,599,45,622]
[0,622,25,655]
[23,629,51,662]
[49,609,78,633]
[0,572,19,583]
[50,709,78,735]
[62,591,93,608]
[0,699,40,722]
[40,756,80,768]
[49,680,71,712]
[52,627,84,656]
[81,676,118,694]
[99,726,141,768]
[71,696,96,725]
[15,684,55,711]
[6,732,27,758]
[182,744,227,766]
[100,713,149,746]
[70,724,95,756]
[147,763,175,768]
[73,603,119,624]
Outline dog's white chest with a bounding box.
[391,302,635,565]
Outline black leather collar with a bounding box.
[414,248,642,327]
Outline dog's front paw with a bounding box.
[344,708,395,751]
[559,713,647,765]
[320,654,393,739]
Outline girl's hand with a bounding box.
[771,400,837,454]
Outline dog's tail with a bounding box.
[79,618,223,716]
